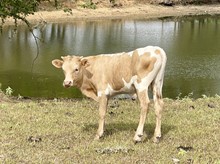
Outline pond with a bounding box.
[0,15,220,99]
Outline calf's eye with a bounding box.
[75,68,79,72]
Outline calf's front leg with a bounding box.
[81,89,99,102]
[94,95,108,140]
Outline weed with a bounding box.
[5,86,13,96]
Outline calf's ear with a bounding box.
[81,58,90,67]
[52,59,63,68]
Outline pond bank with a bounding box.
[4,4,220,25]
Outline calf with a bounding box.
[52,46,167,143]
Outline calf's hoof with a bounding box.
[94,134,101,140]
[133,134,143,143]
[153,136,161,143]
[94,133,104,140]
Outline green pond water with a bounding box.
[0,15,220,99]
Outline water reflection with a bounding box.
[0,15,220,98]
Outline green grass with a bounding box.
[0,96,220,163]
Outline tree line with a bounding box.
[0,0,219,29]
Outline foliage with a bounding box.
[80,0,96,9]
[0,0,40,29]
[0,86,13,97]
[0,97,219,163]
[0,87,12,102]
[0,0,45,75]
[63,7,73,15]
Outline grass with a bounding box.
[0,95,220,163]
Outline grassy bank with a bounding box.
[0,96,220,163]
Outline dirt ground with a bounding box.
[4,4,220,25]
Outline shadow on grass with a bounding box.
[82,122,175,141]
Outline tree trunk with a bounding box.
[54,0,58,8]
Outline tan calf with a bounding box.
[52,46,167,143]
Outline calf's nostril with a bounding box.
[63,81,72,87]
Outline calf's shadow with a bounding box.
[82,122,175,141]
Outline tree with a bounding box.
[0,0,40,31]
[0,0,42,72]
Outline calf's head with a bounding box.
[52,55,88,88]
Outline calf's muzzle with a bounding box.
[63,80,73,88]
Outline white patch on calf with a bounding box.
[135,55,162,92]
[105,84,114,95]
[128,46,159,56]
[122,76,137,90]
[134,74,154,92]
[97,84,116,97]
[98,79,136,97]
[97,91,102,97]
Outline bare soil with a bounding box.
[4,4,220,25]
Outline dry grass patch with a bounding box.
[0,96,220,163]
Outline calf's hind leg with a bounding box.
[133,89,150,142]
[152,82,164,143]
